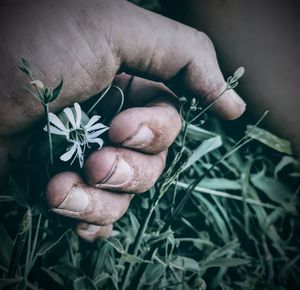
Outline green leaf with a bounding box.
[121,253,152,264]
[105,237,124,254]
[18,58,31,75]
[128,212,140,237]
[192,194,230,242]
[43,88,52,103]
[0,223,13,269]
[265,208,284,229]
[42,267,65,286]
[147,229,174,246]
[36,229,69,256]
[251,170,297,210]
[51,264,84,280]
[274,156,299,177]
[49,78,63,102]
[0,278,22,288]
[183,135,222,170]
[11,279,26,290]
[171,256,200,273]
[202,257,250,269]
[141,263,165,285]
[186,124,218,142]
[93,273,112,286]
[8,210,31,278]
[246,125,292,154]
[205,240,240,262]
[93,243,112,279]
[200,178,241,190]
[73,276,97,290]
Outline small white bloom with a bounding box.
[30,80,45,90]
[44,103,108,167]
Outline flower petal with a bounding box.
[63,107,76,128]
[78,155,84,168]
[85,115,101,129]
[74,103,82,128]
[88,127,109,138]
[44,125,68,136]
[49,113,68,132]
[60,143,77,162]
[76,143,84,168]
[87,137,104,148]
[86,123,108,132]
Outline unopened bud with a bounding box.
[30,80,45,90]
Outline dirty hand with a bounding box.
[0,0,245,240]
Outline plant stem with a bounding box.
[123,161,186,289]
[8,210,31,278]
[28,214,42,273]
[120,152,186,289]
[127,132,258,289]
[120,200,155,290]
[175,181,277,209]
[44,104,53,165]
[87,85,112,115]
[24,210,33,280]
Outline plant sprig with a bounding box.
[18,58,64,165]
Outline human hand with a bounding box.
[0,0,245,240]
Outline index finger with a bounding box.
[112,1,246,119]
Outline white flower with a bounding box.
[44,103,108,167]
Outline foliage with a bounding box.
[0,84,299,289]
[0,3,299,288]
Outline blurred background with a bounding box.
[158,0,300,155]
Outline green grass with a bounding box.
[0,3,300,289]
[0,92,299,289]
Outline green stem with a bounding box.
[120,202,155,290]
[126,131,258,289]
[29,75,54,166]
[121,154,186,289]
[28,214,42,273]
[44,104,53,165]
[24,211,32,280]
[188,88,227,124]
[87,85,112,115]
[8,210,31,278]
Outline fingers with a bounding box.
[47,145,167,224]
[85,147,167,193]
[76,223,112,241]
[111,1,246,119]
[109,101,182,154]
[1,0,244,136]
[46,172,131,225]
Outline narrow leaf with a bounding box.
[246,125,292,154]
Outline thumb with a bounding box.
[111,1,246,119]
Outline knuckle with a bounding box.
[197,31,215,52]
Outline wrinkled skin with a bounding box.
[0,0,245,241]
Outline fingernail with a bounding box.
[98,157,133,186]
[230,90,246,109]
[57,186,90,212]
[122,125,154,148]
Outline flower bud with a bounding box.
[30,80,45,90]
